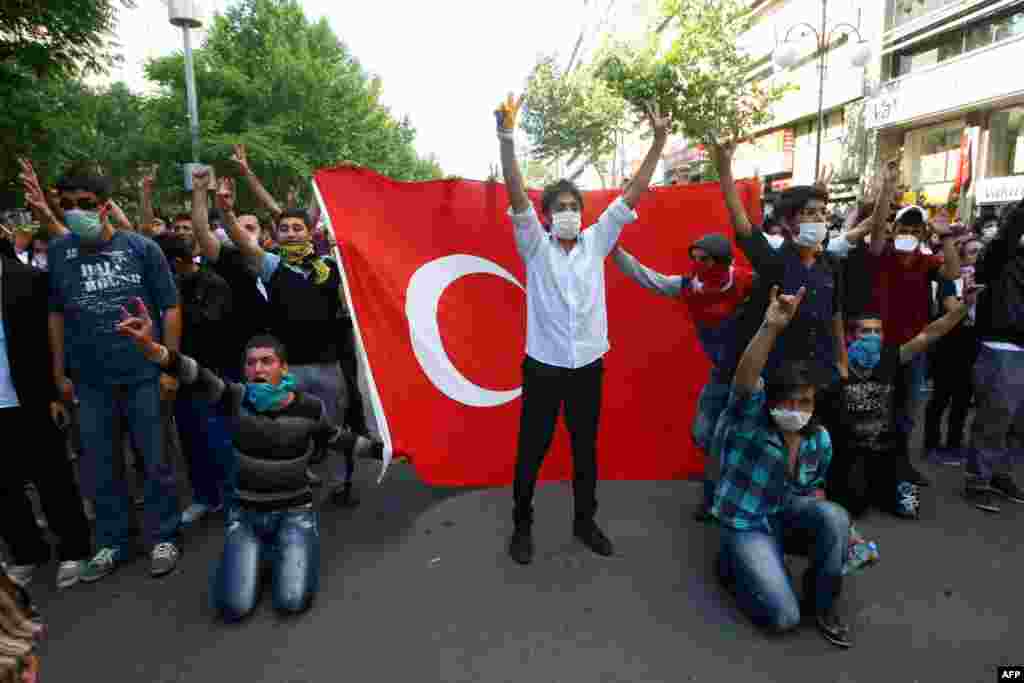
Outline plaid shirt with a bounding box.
[710,380,833,533]
[691,369,731,452]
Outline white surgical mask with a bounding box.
[983,226,998,242]
[894,236,919,253]
[765,234,786,250]
[770,408,812,432]
[551,211,581,240]
[793,222,827,248]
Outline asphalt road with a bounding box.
[22,451,1024,683]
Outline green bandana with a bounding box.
[279,242,329,285]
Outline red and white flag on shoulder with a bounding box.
[313,167,761,487]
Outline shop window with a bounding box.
[904,121,964,204]
[993,11,1024,42]
[989,107,1024,177]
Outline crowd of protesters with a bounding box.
[1,98,1021,678]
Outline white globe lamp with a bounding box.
[773,43,799,70]
[850,41,872,68]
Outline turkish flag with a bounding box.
[313,167,761,487]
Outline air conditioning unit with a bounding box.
[168,0,202,28]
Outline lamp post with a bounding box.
[168,0,203,164]
[773,0,872,181]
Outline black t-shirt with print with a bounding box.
[840,343,902,453]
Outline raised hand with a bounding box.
[494,92,524,133]
[192,165,212,193]
[931,209,952,238]
[140,165,157,194]
[215,177,236,213]
[231,144,251,176]
[286,185,298,209]
[18,158,51,216]
[764,285,806,330]
[643,99,671,140]
[115,297,161,359]
[815,164,835,193]
[710,141,737,173]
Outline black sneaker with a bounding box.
[903,463,931,487]
[508,528,533,565]
[573,521,614,557]
[964,484,1001,513]
[816,609,852,648]
[329,482,360,508]
[991,475,1024,504]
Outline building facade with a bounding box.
[864,0,1024,221]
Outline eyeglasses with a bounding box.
[58,197,99,211]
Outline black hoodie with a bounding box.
[975,204,1024,347]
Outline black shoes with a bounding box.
[964,484,1002,513]
[507,521,614,565]
[573,521,614,557]
[816,609,852,648]
[991,474,1024,504]
[508,528,534,565]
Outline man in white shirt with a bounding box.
[495,93,670,564]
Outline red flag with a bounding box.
[314,167,761,487]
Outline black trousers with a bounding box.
[0,406,92,564]
[512,355,603,528]
[924,325,979,451]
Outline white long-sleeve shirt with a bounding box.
[508,198,637,369]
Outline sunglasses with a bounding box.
[691,253,714,264]
[59,197,100,211]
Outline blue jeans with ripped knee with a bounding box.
[717,495,850,632]
[211,504,320,622]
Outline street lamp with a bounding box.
[168,0,203,165]
[772,0,871,181]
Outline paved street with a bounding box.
[22,454,1024,683]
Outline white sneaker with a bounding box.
[57,560,83,589]
[6,564,36,587]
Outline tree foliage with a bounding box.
[520,55,629,186]
[598,0,793,146]
[0,0,133,79]
[0,0,441,212]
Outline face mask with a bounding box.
[893,236,919,253]
[694,262,731,290]
[770,408,812,433]
[244,374,297,413]
[33,254,47,269]
[983,227,998,242]
[765,234,786,250]
[848,334,882,370]
[63,209,104,242]
[793,222,827,248]
[279,242,315,264]
[551,211,581,240]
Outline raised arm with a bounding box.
[930,211,961,280]
[232,144,282,221]
[191,166,221,262]
[612,247,684,297]
[869,160,899,256]
[621,101,670,209]
[733,286,806,393]
[711,143,753,238]
[900,298,968,363]
[495,94,530,214]
[19,158,67,237]
[139,166,156,231]
[217,177,265,275]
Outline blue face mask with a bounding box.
[849,334,882,370]
[244,374,297,412]
[63,209,105,242]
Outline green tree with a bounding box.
[598,0,793,147]
[143,0,442,209]
[0,0,133,79]
[520,55,629,188]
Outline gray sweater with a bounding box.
[168,352,351,509]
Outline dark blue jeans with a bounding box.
[717,496,850,631]
[175,396,235,508]
[893,352,928,441]
[211,505,320,622]
[77,380,181,552]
